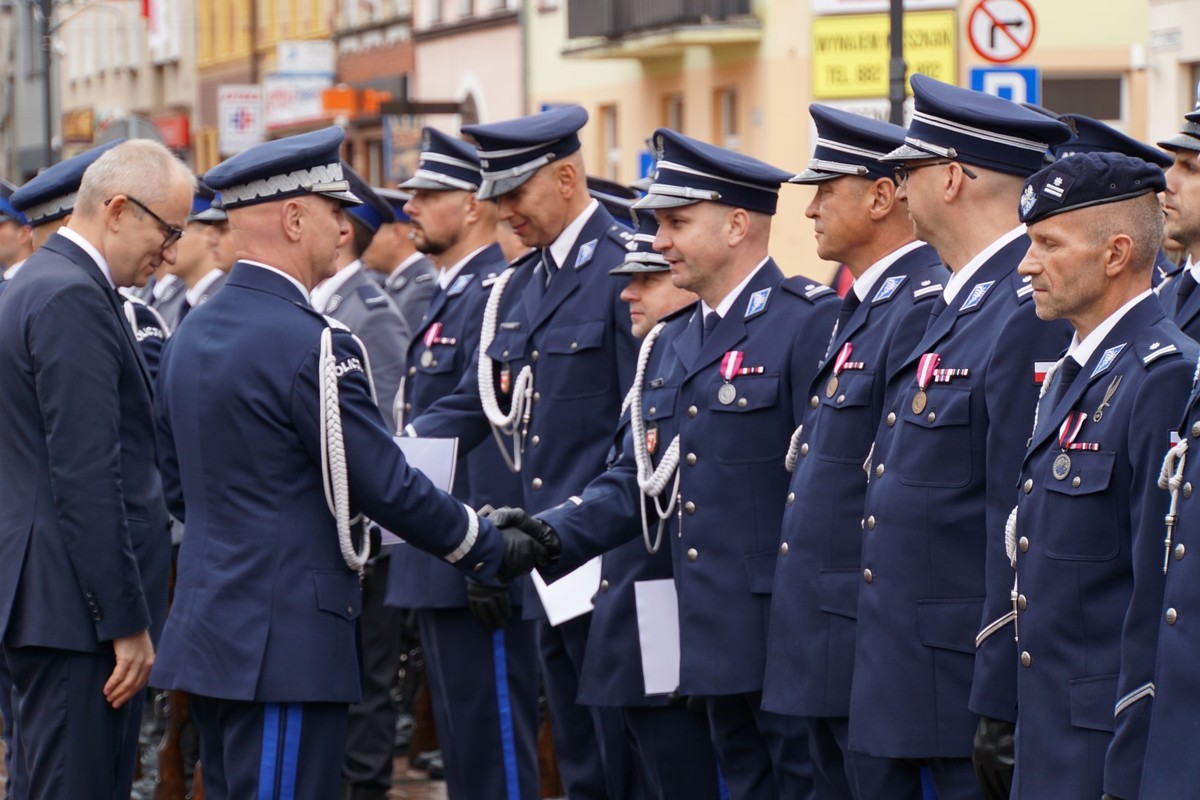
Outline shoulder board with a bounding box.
[912,281,944,300]
[511,248,541,270]
[414,273,436,284]
[322,314,352,332]
[1015,274,1035,302]
[480,271,502,288]
[607,224,635,246]
[356,283,390,309]
[781,276,835,303]
[1143,340,1183,366]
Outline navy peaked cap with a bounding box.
[588,175,638,229]
[1019,152,1165,225]
[882,74,1072,177]
[1158,110,1200,154]
[792,104,907,184]
[399,128,481,192]
[375,188,412,223]
[192,189,228,223]
[10,139,125,226]
[0,180,26,226]
[188,180,217,221]
[204,126,360,209]
[1055,115,1172,168]
[463,105,588,200]
[634,128,794,215]
[610,214,668,275]
[342,162,395,233]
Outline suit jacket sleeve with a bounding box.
[31,283,151,641]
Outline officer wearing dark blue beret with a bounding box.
[1010,153,1196,800]
[404,106,642,800]
[361,186,438,333]
[380,126,541,800]
[850,74,1074,799]
[1155,110,1200,340]
[0,138,194,800]
[763,104,948,799]
[149,126,556,800]
[491,126,840,799]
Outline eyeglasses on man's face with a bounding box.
[892,161,979,184]
[106,195,184,251]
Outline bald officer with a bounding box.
[149,127,556,800]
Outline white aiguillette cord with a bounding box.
[478,267,534,474]
[1159,353,1200,574]
[319,326,377,575]
[628,321,681,554]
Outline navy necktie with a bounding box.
[826,291,861,358]
[177,298,192,323]
[925,295,949,333]
[1176,271,1197,317]
[540,249,557,289]
[701,310,720,344]
[1052,357,1082,407]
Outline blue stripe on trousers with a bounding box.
[493,629,521,800]
[279,703,303,800]
[259,703,280,799]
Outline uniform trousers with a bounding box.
[705,692,813,800]
[191,695,348,800]
[809,716,946,800]
[537,615,641,800]
[418,607,540,799]
[6,645,144,800]
[623,704,724,800]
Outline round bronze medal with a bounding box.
[718,383,737,406]
[420,349,435,368]
[1052,452,1072,481]
[911,389,928,415]
[825,375,839,398]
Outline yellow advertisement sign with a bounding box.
[813,10,957,99]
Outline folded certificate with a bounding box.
[531,557,602,626]
[379,436,458,547]
[634,578,681,695]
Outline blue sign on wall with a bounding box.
[969,66,1041,106]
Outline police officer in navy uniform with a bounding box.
[364,187,438,333]
[1156,111,1200,340]
[156,183,229,332]
[574,214,724,800]
[0,138,192,800]
[149,127,556,800]
[840,75,1073,799]
[312,163,411,430]
[763,105,947,799]
[492,127,838,799]
[0,186,31,294]
[380,126,541,800]
[1008,154,1196,799]
[404,106,641,800]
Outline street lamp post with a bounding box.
[888,0,906,126]
[36,0,55,168]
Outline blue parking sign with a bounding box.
[970,67,1040,106]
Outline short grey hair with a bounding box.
[75,139,196,216]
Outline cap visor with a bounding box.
[609,262,670,275]
[398,175,466,191]
[788,168,841,184]
[630,176,654,192]
[190,207,228,223]
[321,189,363,206]
[1157,133,1200,153]
[879,142,940,163]
[631,192,699,211]
[476,171,536,201]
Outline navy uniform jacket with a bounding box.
[408,206,639,613]
[1011,296,1195,800]
[0,233,171,651]
[324,264,412,432]
[150,262,509,704]
[377,255,438,334]
[387,243,525,609]
[850,234,1072,758]
[1141,353,1200,799]
[1158,266,1200,342]
[538,261,839,695]
[762,244,947,717]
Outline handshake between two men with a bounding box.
[490,506,562,584]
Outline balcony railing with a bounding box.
[567,0,754,41]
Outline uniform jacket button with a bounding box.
[862,568,873,583]
[800,443,809,456]
[531,349,539,361]
[686,453,697,465]
[599,579,609,592]
[684,501,696,514]
[1021,651,1032,667]
[786,491,794,506]
[1023,478,1033,493]
[688,405,698,417]
[810,395,819,408]
[1166,607,1179,624]
[875,464,885,478]
[1176,543,1186,561]
[1019,536,1029,552]
[1017,594,1027,610]
[530,435,540,447]
[1192,421,1200,438]
[866,515,876,530]
[687,548,698,562]
[531,477,543,490]
[886,412,896,427]
[1185,482,1194,499]
[779,542,789,556]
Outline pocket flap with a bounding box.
[823,370,874,410]
[709,374,780,413]
[744,550,778,595]
[314,571,362,621]
[1045,450,1116,496]
[486,328,527,363]
[916,597,984,654]
[1069,674,1117,732]
[543,320,606,354]
[643,385,679,422]
[905,384,971,428]
[817,568,861,619]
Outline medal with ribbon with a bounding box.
[718,351,744,405]
[420,322,458,367]
[827,342,852,398]
[912,352,940,414]
[1052,410,1088,480]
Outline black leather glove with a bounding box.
[1101,794,1125,800]
[466,582,513,631]
[972,715,1015,800]
[496,524,549,584]
[487,507,562,565]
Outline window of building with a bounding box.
[1041,76,1123,123]
[600,103,620,181]
[459,0,474,18]
[662,92,684,133]
[1188,63,1200,112]
[715,86,740,151]
[424,0,444,24]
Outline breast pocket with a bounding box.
[415,345,460,376]
[486,328,528,365]
[1043,450,1119,561]
[812,369,876,464]
[542,320,610,399]
[895,384,973,488]
[706,373,786,464]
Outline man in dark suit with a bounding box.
[0,138,193,799]
[151,127,554,800]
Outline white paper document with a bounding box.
[531,557,602,626]
[634,578,681,695]
[379,437,458,548]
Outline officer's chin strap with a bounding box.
[628,322,681,554]
[982,358,1063,650]
[1160,437,1189,575]
[478,267,534,474]
[318,326,375,576]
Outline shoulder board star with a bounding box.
[1144,342,1181,365]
